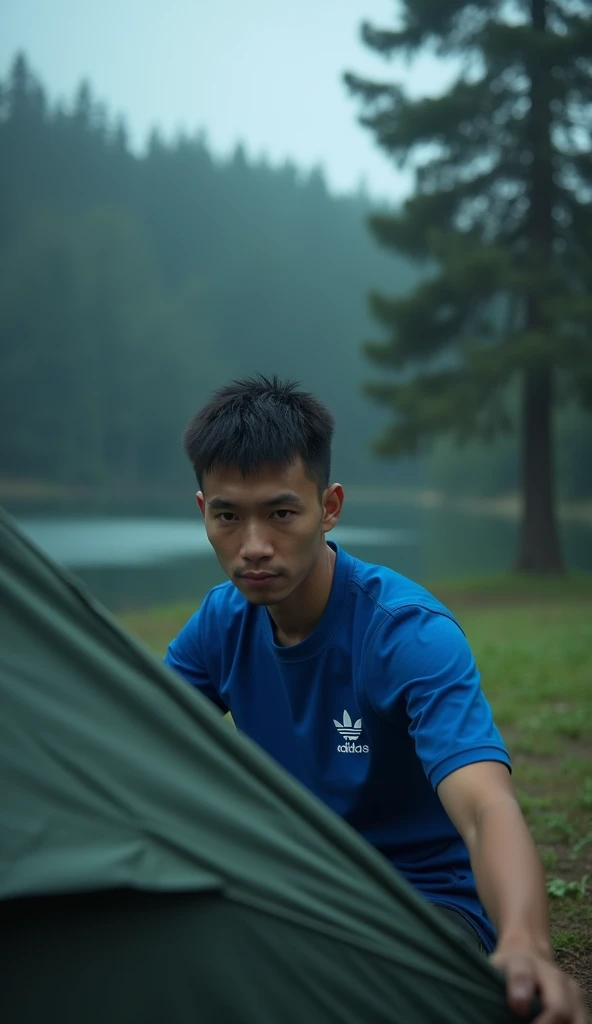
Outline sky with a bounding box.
[0,0,457,201]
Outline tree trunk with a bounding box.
[514,366,564,572]
[514,0,565,573]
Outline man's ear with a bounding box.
[321,483,344,535]
[196,492,206,519]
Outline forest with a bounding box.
[0,54,590,502]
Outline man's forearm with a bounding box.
[466,795,552,957]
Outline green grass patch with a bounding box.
[122,602,197,658]
[547,876,589,899]
[552,929,590,952]
[571,832,592,858]
[425,571,592,604]
[578,779,592,810]
[540,848,559,870]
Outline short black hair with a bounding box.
[183,374,334,489]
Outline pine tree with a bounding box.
[346,0,592,572]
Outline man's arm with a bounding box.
[164,598,228,713]
[370,606,586,1021]
[438,762,587,1023]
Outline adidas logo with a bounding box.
[333,710,362,740]
[333,710,369,754]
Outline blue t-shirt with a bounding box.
[165,542,510,951]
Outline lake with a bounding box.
[11,496,592,613]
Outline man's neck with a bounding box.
[267,543,336,647]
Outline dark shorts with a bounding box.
[435,905,488,955]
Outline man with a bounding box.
[166,375,587,1024]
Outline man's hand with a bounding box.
[490,945,589,1023]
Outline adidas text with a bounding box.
[337,741,369,754]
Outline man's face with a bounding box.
[197,459,343,605]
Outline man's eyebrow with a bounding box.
[207,497,237,510]
[207,492,304,510]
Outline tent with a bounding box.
[0,507,537,1023]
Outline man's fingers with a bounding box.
[492,949,589,1023]
[502,955,538,1015]
[530,973,588,1024]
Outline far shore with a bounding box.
[2,478,592,526]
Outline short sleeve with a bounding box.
[366,605,511,789]
[164,594,228,713]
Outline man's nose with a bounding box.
[239,522,274,562]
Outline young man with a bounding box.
[165,375,587,1024]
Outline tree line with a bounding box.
[0,54,420,493]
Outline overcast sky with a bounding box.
[0,0,457,200]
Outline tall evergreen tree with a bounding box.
[346,0,592,572]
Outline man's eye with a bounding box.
[272,510,294,520]
[216,512,237,523]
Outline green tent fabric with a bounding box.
[0,507,537,1024]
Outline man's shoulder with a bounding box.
[201,580,249,619]
[182,581,252,657]
[346,552,456,624]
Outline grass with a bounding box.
[122,602,197,658]
[121,573,592,1004]
[426,570,592,603]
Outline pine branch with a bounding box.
[342,73,404,105]
[361,1,504,56]
[364,360,512,455]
